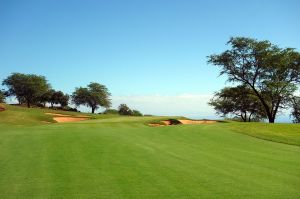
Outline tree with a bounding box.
[291,96,300,123]
[58,93,69,108]
[132,109,143,116]
[2,73,50,108]
[118,104,132,115]
[39,89,55,107]
[0,90,5,103]
[208,85,266,122]
[117,104,143,116]
[72,82,111,113]
[103,109,119,114]
[51,91,69,108]
[208,37,300,123]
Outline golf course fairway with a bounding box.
[0,105,299,199]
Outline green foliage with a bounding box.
[291,96,300,123]
[0,90,5,103]
[2,73,50,108]
[118,104,143,116]
[62,106,78,112]
[39,89,55,107]
[209,85,266,122]
[39,89,69,108]
[118,104,132,115]
[132,109,143,116]
[208,37,300,123]
[71,87,88,106]
[103,109,119,114]
[51,91,69,107]
[72,82,111,113]
[50,106,78,112]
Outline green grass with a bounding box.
[0,105,300,198]
[226,122,300,146]
[0,104,119,126]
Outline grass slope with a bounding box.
[0,105,300,198]
[0,104,119,125]
[227,122,300,146]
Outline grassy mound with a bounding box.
[0,104,118,125]
[227,122,300,146]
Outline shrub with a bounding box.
[118,104,143,116]
[132,110,143,116]
[103,109,119,114]
[63,106,79,112]
[118,104,132,115]
[168,119,182,125]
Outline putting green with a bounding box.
[0,105,299,198]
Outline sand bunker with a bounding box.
[178,120,217,124]
[162,120,172,125]
[149,119,217,127]
[53,117,89,123]
[0,106,5,112]
[45,112,91,123]
[148,123,165,127]
[45,113,71,117]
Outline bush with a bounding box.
[118,104,143,116]
[118,104,132,115]
[168,119,182,125]
[103,109,119,114]
[50,106,79,112]
[63,106,79,112]
[132,110,143,116]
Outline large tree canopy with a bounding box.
[209,85,266,122]
[2,73,50,108]
[72,82,111,113]
[208,37,300,123]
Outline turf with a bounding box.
[0,105,300,198]
[226,122,300,146]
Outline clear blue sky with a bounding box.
[1,0,300,120]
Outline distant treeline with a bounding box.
[0,73,143,116]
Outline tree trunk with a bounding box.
[240,114,246,122]
[92,107,95,114]
[248,85,275,123]
[27,101,30,108]
[268,117,275,123]
[248,112,253,122]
